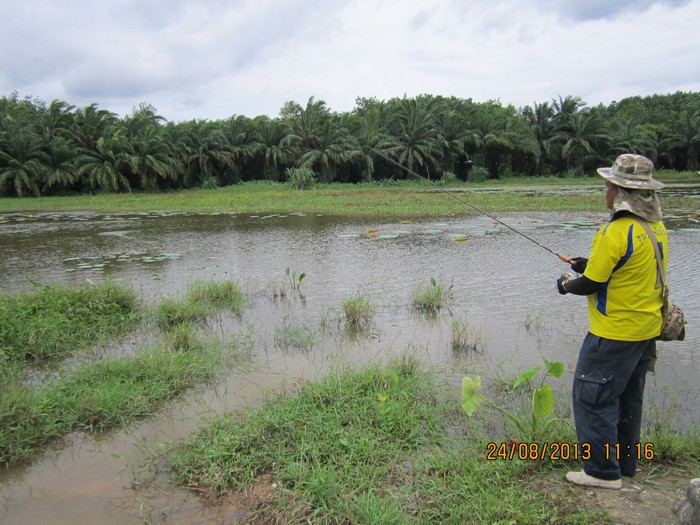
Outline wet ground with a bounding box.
[1,200,698,523]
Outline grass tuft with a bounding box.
[451,317,484,354]
[341,292,375,326]
[0,343,218,467]
[411,278,453,314]
[0,281,141,363]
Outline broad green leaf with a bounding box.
[461,376,485,416]
[299,272,306,283]
[513,365,540,388]
[431,277,437,288]
[533,384,554,418]
[543,357,564,379]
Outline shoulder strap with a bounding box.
[631,217,669,297]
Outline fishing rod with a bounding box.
[371,148,572,263]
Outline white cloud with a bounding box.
[1,0,698,121]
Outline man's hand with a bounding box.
[569,257,588,274]
[556,275,571,295]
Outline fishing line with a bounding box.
[371,148,571,263]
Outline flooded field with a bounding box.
[1,203,698,524]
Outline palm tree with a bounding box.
[76,129,132,193]
[608,117,659,160]
[521,101,556,175]
[298,118,358,183]
[182,121,235,188]
[222,115,263,183]
[554,112,612,173]
[37,100,76,144]
[129,125,182,190]
[660,110,700,170]
[350,97,390,182]
[378,97,442,179]
[252,116,297,181]
[282,96,330,153]
[68,103,119,153]
[0,127,47,197]
[43,136,80,193]
[435,106,472,179]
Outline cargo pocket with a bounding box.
[574,371,614,408]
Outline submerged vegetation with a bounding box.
[451,317,484,354]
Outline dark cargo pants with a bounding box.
[572,332,655,480]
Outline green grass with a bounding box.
[154,279,247,330]
[0,279,250,468]
[0,281,142,363]
[0,174,696,217]
[0,338,220,467]
[167,358,600,523]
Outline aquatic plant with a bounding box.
[285,266,306,293]
[461,357,571,441]
[524,312,547,334]
[274,320,315,351]
[0,342,218,467]
[411,277,453,313]
[341,292,374,326]
[451,317,483,354]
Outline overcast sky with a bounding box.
[2,0,699,122]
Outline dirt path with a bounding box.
[577,469,693,525]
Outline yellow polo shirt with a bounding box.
[583,217,666,341]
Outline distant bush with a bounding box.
[439,172,458,185]
[468,166,490,183]
[200,176,219,189]
[286,168,316,190]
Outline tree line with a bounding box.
[1,91,699,197]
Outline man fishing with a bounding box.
[555,153,667,489]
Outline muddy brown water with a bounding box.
[1,202,698,524]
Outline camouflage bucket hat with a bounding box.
[597,154,665,190]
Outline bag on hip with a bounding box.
[659,298,686,342]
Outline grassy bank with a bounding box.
[0,173,697,217]
[166,358,700,524]
[0,280,247,467]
